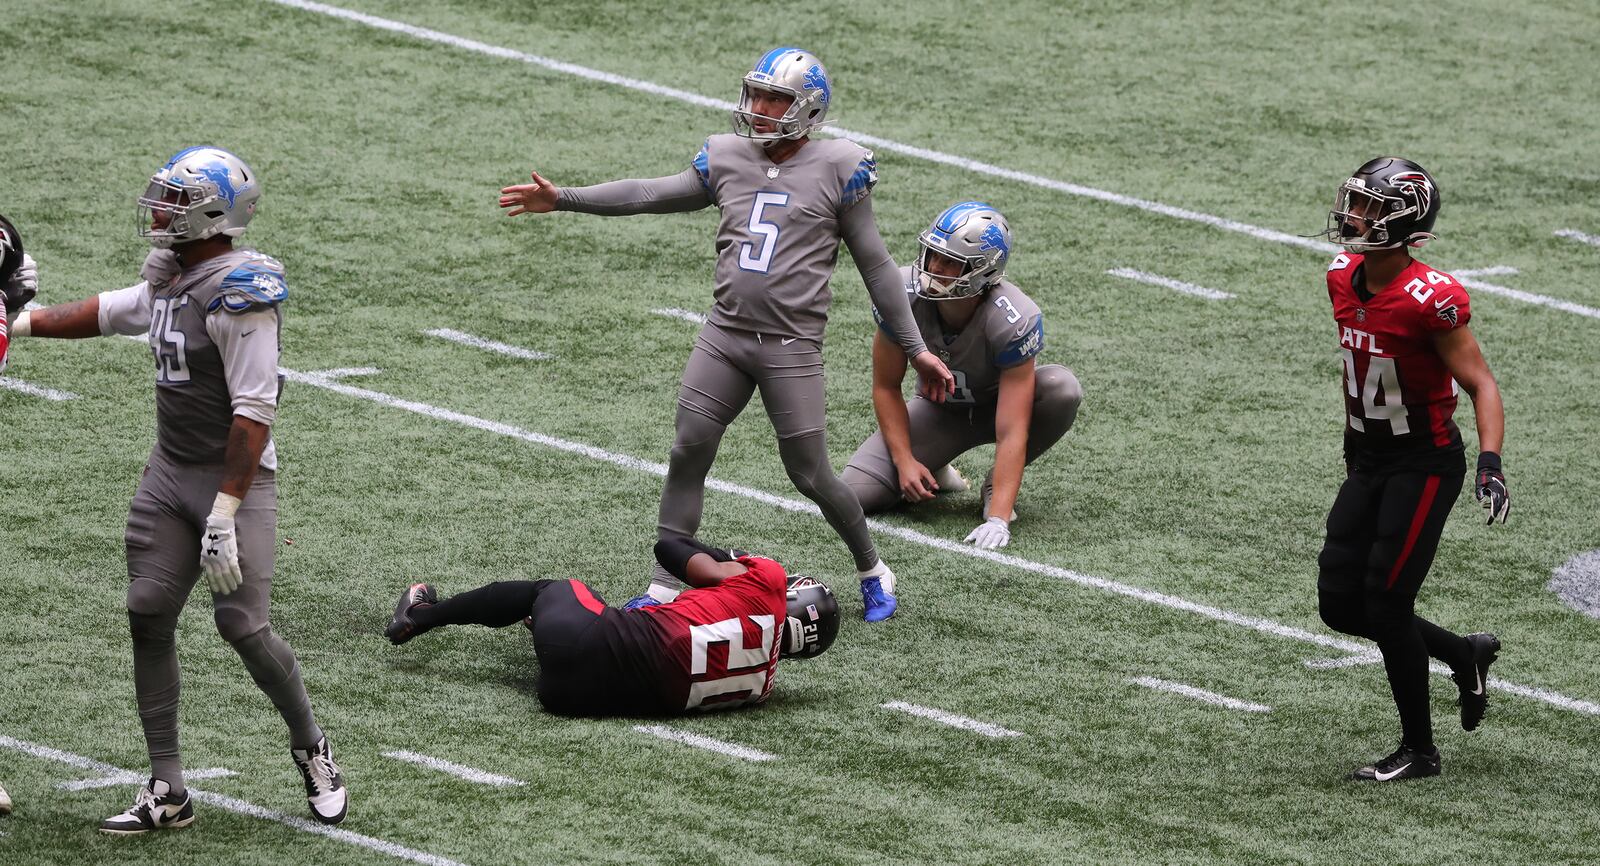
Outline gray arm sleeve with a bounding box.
[554,168,712,216]
[841,197,927,358]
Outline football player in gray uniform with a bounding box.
[9,147,347,832]
[500,47,954,622]
[841,202,1083,549]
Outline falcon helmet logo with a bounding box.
[1436,303,1459,326]
[1390,171,1434,220]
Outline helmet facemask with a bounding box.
[780,575,839,660]
[912,207,1010,301]
[730,49,832,147]
[136,147,259,249]
[1323,171,1437,252]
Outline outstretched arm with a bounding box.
[840,199,954,401]
[500,168,711,217]
[12,281,154,340]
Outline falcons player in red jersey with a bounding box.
[1316,157,1510,783]
[384,535,839,715]
[1,213,40,373]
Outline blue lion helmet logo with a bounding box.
[801,64,831,105]
[191,160,241,207]
[979,223,1009,254]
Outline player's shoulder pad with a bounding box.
[209,252,287,314]
[691,136,713,193]
[990,287,1044,367]
[141,249,182,290]
[841,145,878,208]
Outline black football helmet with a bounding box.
[0,214,26,312]
[781,575,839,660]
[1324,157,1440,251]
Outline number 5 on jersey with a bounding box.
[738,192,790,274]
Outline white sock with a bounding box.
[857,561,895,594]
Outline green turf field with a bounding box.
[3,0,1599,863]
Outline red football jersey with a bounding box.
[1326,253,1471,458]
[635,555,789,712]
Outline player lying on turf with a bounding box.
[499,47,956,623]
[840,202,1082,550]
[6,149,347,831]
[1316,157,1505,782]
[387,535,838,715]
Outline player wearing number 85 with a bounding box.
[9,146,348,830]
[1315,157,1507,783]
[498,47,957,624]
[840,203,1083,550]
[384,535,840,714]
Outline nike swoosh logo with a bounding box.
[1374,762,1411,781]
[241,329,257,337]
[1434,296,1456,309]
[1471,671,1485,696]
[781,337,797,345]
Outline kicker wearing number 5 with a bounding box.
[8,147,348,831]
[499,47,956,624]
[1314,157,1507,784]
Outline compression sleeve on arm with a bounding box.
[841,198,928,358]
[204,306,282,426]
[555,168,712,216]
[97,283,154,336]
[653,535,736,581]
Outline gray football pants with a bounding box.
[841,364,1083,513]
[659,322,878,571]
[123,447,320,790]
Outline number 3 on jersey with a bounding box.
[1341,349,1408,434]
[738,192,789,274]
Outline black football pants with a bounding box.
[1317,468,1471,750]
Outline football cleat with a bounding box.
[1350,745,1441,782]
[932,464,969,493]
[0,782,12,816]
[979,474,1018,522]
[1453,632,1501,732]
[860,576,897,623]
[99,778,195,835]
[291,736,348,825]
[647,560,686,604]
[385,582,437,645]
[622,594,662,611]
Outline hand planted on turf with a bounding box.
[1475,466,1510,525]
[910,350,955,403]
[897,459,938,503]
[3,253,38,314]
[200,515,243,594]
[499,170,560,216]
[965,516,1011,550]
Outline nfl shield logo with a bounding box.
[1356,308,1367,322]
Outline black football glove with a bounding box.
[1475,452,1510,525]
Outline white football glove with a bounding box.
[964,516,1011,550]
[3,253,38,313]
[200,494,243,595]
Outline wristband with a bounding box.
[209,492,242,521]
[1476,451,1502,473]
[12,310,30,338]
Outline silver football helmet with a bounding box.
[137,146,260,249]
[731,47,833,144]
[912,202,1012,300]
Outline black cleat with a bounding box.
[1351,744,1442,782]
[1453,632,1501,732]
[385,582,437,645]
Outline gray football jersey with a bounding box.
[875,267,1044,405]
[145,248,287,464]
[694,133,878,340]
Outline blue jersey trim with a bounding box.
[996,318,1044,367]
[842,155,877,208]
[692,139,712,194]
[212,259,288,311]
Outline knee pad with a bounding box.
[1363,592,1417,641]
[1317,589,1369,638]
[1036,365,1084,411]
[215,601,266,645]
[126,577,179,619]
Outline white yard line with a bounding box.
[1131,677,1272,713]
[423,328,551,361]
[280,366,1600,718]
[1555,228,1600,248]
[880,701,1023,738]
[631,725,775,761]
[1302,652,1383,670]
[1455,274,1600,320]
[1105,268,1234,300]
[264,0,1600,322]
[651,307,708,325]
[0,734,469,866]
[381,751,525,787]
[58,767,236,792]
[0,376,78,401]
